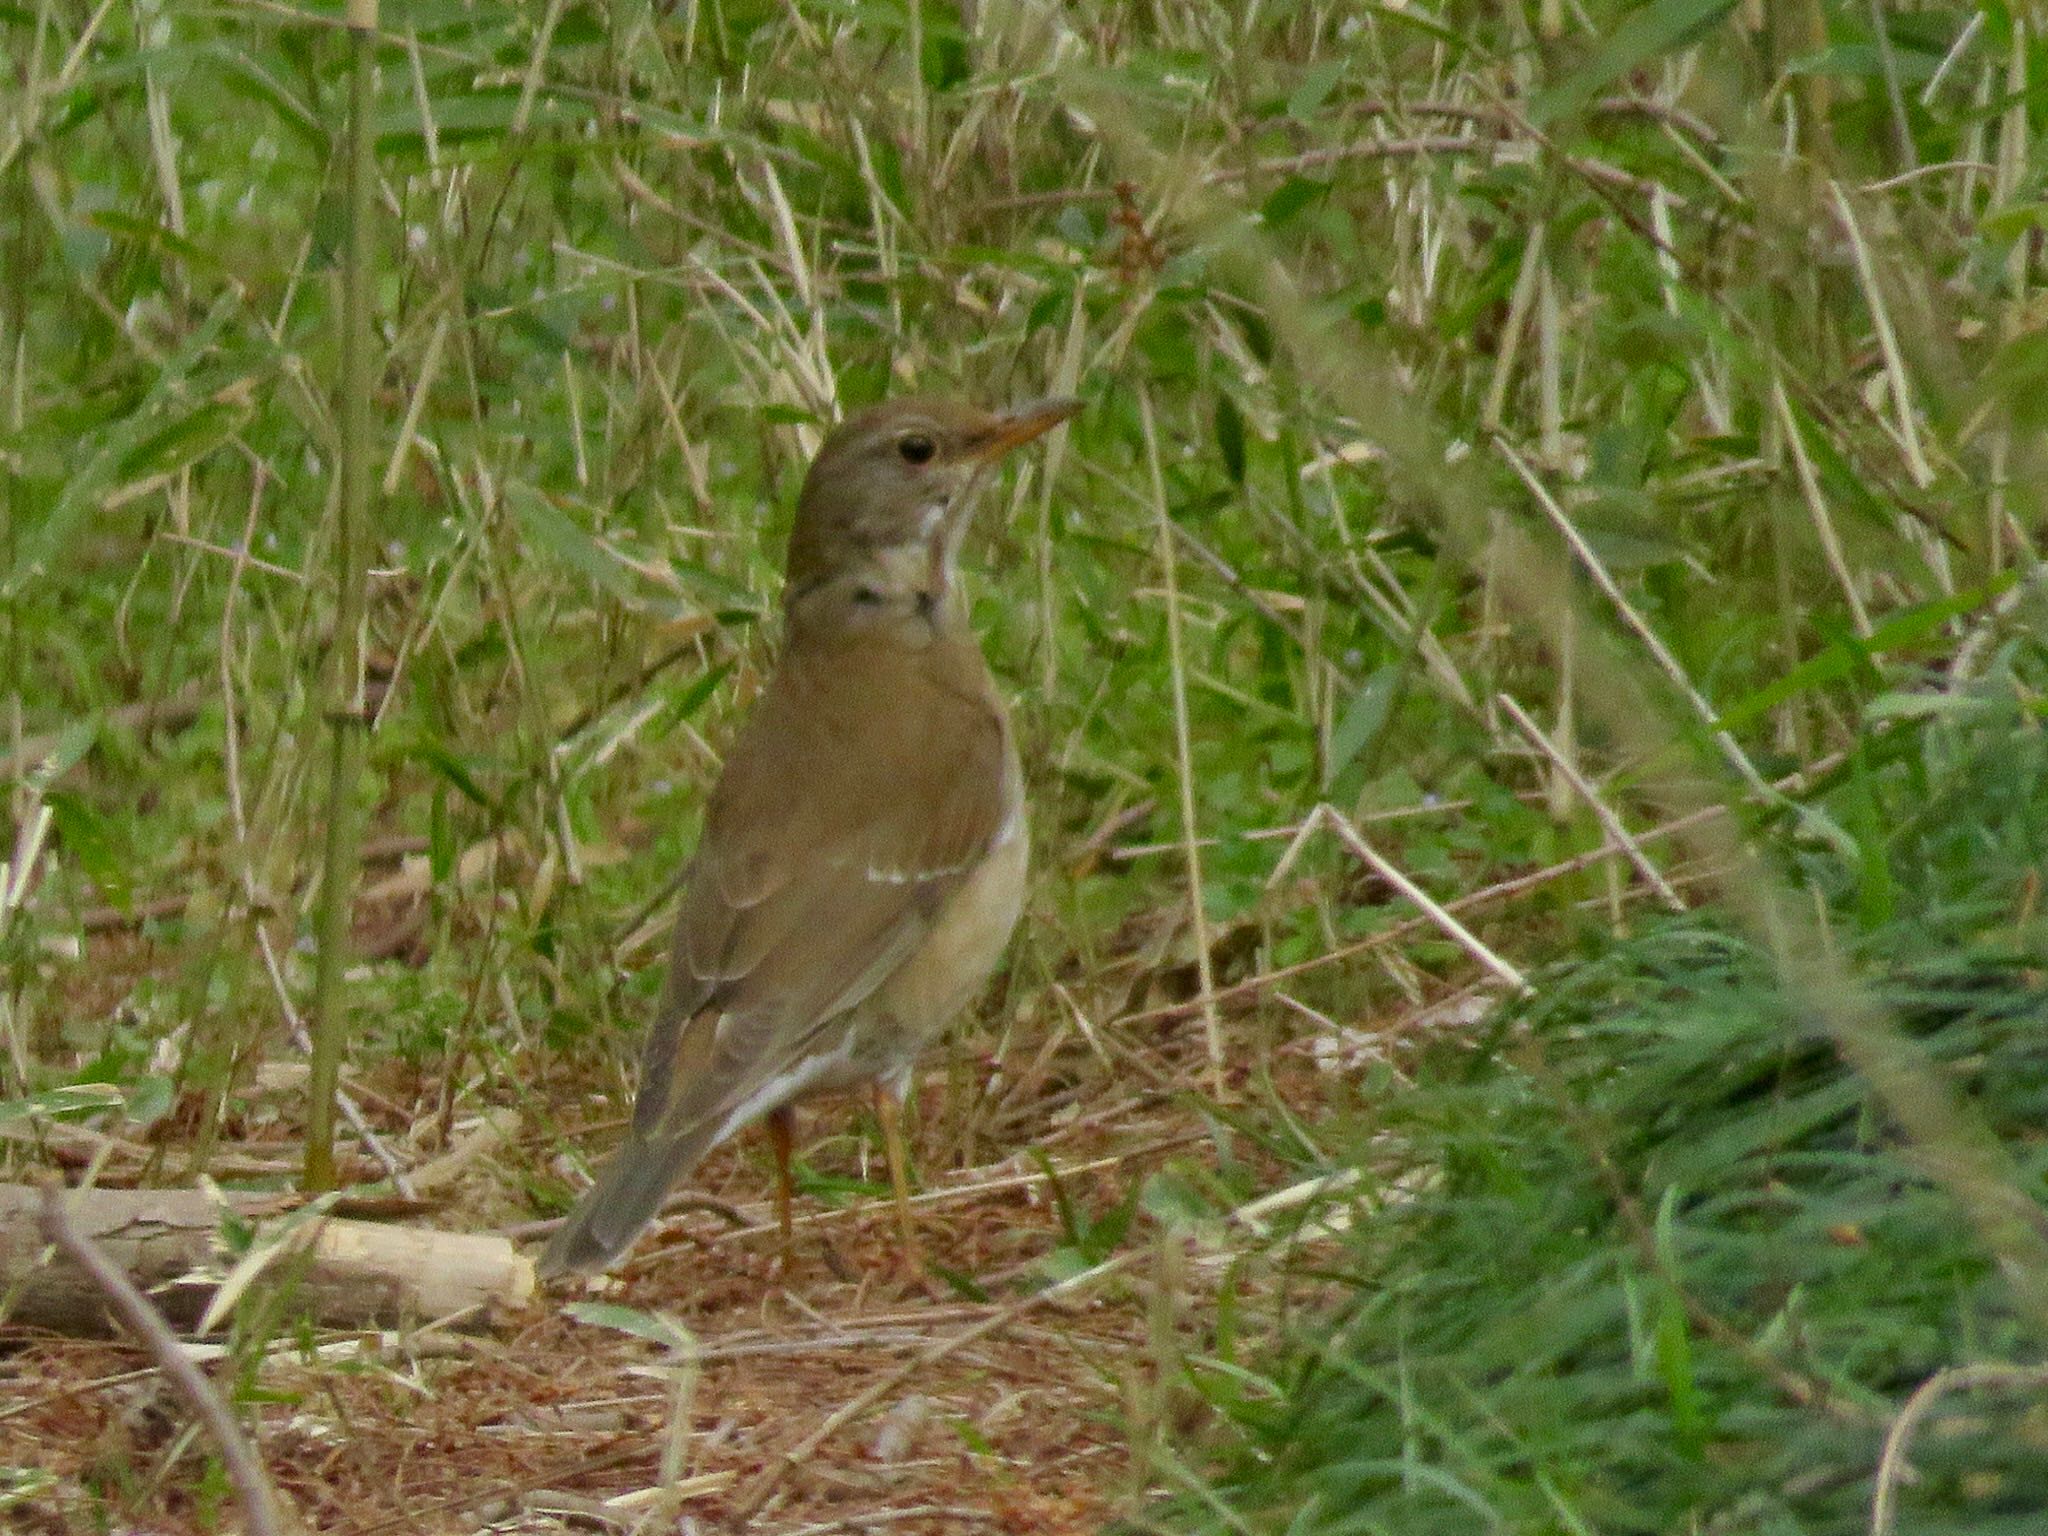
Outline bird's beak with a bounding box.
[968,396,1083,462]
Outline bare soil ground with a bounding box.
[2,1060,1240,1535]
[1,804,1499,1535]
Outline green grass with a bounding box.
[1156,677,2048,1534]
[4,0,2048,1530]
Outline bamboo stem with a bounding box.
[306,0,380,1191]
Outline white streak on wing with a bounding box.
[865,795,1024,884]
[993,798,1024,849]
[711,1037,857,1149]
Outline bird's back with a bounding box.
[539,625,1020,1275]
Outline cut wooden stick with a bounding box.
[1,1183,533,1337]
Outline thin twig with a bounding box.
[1496,692,1686,913]
[37,1180,296,1536]
[782,1508,988,1536]
[1870,1363,2048,1535]
[1309,806,1531,995]
[1770,377,1874,638]
[985,92,1718,211]
[729,1250,1138,1521]
[1120,751,1847,1027]
[1829,181,1934,488]
[335,1447,646,1536]
[1496,437,1777,798]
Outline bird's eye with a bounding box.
[897,433,936,465]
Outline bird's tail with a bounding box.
[537,1124,718,1277]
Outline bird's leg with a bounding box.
[765,1104,797,1270]
[872,1083,925,1281]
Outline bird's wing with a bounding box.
[630,652,1014,1143]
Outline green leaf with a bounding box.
[21,720,97,787]
[928,1263,990,1302]
[9,297,242,590]
[508,485,647,607]
[658,660,736,736]
[125,1074,176,1126]
[404,739,496,811]
[1027,1146,1084,1246]
[115,397,250,484]
[1030,1245,1097,1289]
[47,791,131,911]
[1141,1169,1216,1231]
[208,44,326,152]
[1084,1174,1145,1259]
[429,785,454,884]
[949,1415,998,1455]
[1983,326,2048,431]
[1286,59,1347,122]
[1713,576,2014,732]
[1259,176,1328,228]
[564,1301,698,1352]
[1326,665,1401,787]
[0,1467,58,1512]
[1214,393,1247,485]
[0,1082,127,1125]
[918,0,970,90]
[84,209,221,272]
[1654,1284,1706,1459]
[1531,0,1742,124]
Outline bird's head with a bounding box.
[782,395,1079,624]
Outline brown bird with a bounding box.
[539,394,1079,1278]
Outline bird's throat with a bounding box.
[787,542,965,643]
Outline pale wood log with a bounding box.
[0,1184,534,1337]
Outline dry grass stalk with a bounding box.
[729,1249,1139,1521]
[1268,804,1529,996]
[1496,692,1687,915]
[1869,1363,2048,1536]
[1141,388,1226,1096]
